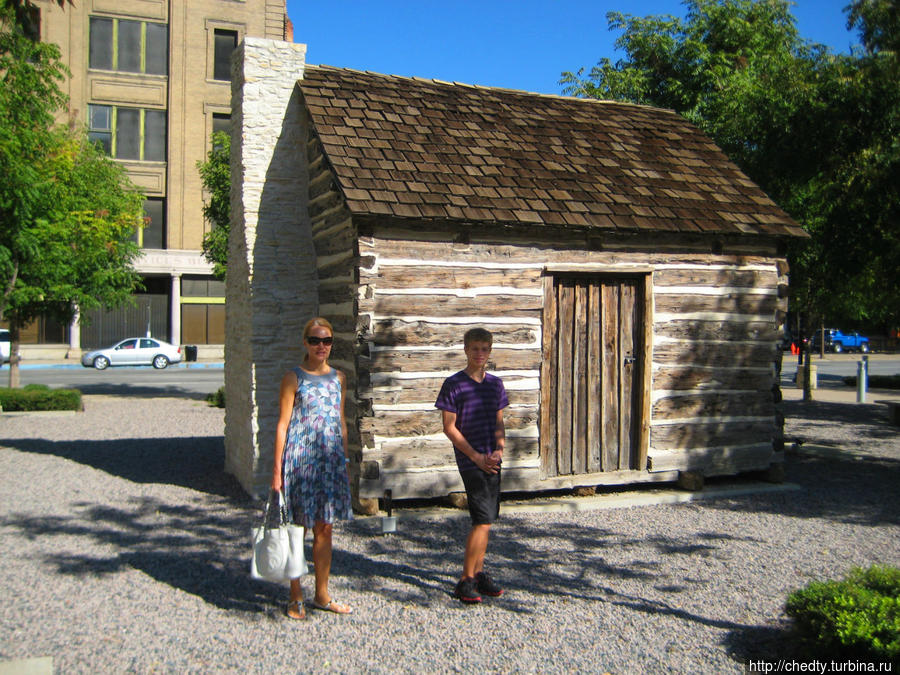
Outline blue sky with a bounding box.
[285,0,860,95]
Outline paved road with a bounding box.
[780,353,899,383]
[8,364,224,399]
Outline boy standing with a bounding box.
[435,327,509,604]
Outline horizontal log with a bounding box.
[652,342,778,367]
[360,407,539,437]
[308,190,344,222]
[650,420,776,450]
[364,347,542,373]
[361,266,543,290]
[358,464,681,499]
[365,319,538,347]
[368,233,780,265]
[368,385,538,407]
[652,393,774,421]
[654,320,778,343]
[648,443,774,473]
[364,438,539,473]
[311,225,356,257]
[653,268,777,288]
[319,283,357,306]
[654,293,778,316]
[652,366,773,391]
[317,257,356,281]
[360,294,543,318]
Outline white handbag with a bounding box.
[250,490,307,582]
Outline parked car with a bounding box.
[0,329,9,363]
[81,337,182,370]
[811,328,870,354]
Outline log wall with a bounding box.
[353,226,788,499]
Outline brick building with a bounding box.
[21,0,290,356]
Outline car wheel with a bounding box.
[833,343,843,353]
[861,343,869,353]
[152,355,169,369]
[93,355,110,370]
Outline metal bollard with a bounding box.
[857,360,867,403]
[381,488,397,534]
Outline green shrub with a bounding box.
[206,386,225,408]
[786,565,900,662]
[22,383,50,391]
[0,387,83,412]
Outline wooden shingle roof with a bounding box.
[299,65,806,237]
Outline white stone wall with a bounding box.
[226,37,318,497]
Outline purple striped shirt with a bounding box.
[435,370,509,472]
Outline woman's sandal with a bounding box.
[286,599,306,620]
[312,599,352,614]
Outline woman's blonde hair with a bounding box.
[302,316,334,341]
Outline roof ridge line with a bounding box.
[303,63,675,114]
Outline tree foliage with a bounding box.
[561,0,900,331]
[1,8,144,385]
[198,130,231,281]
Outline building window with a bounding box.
[140,198,165,249]
[88,104,166,162]
[213,29,237,81]
[87,104,112,154]
[89,17,168,76]
[182,275,225,344]
[212,112,230,150]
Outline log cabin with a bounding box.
[226,39,806,505]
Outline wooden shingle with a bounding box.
[299,66,806,237]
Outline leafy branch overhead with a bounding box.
[561,0,899,330]
[0,6,144,386]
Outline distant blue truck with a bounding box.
[816,328,870,353]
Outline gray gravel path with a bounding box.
[1,394,898,673]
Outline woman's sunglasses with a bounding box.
[305,336,333,346]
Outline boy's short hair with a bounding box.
[464,327,493,347]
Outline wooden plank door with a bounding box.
[541,274,646,478]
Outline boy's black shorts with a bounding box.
[460,468,501,525]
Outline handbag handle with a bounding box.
[262,489,291,528]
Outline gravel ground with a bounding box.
[1,394,898,674]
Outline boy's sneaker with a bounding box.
[475,571,504,597]
[454,577,482,604]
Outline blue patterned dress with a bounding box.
[282,366,353,528]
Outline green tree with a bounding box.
[561,0,900,331]
[1,8,144,386]
[198,130,231,281]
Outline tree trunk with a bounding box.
[7,321,21,389]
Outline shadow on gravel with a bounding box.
[705,451,900,527]
[4,496,285,616]
[782,399,898,431]
[339,517,760,627]
[68,383,212,400]
[2,436,238,498]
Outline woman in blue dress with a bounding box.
[271,317,353,619]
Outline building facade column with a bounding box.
[170,273,182,345]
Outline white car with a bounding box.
[81,337,182,370]
[0,329,9,363]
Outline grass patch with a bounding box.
[206,386,225,408]
[0,385,83,411]
[842,374,900,389]
[786,565,900,662]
